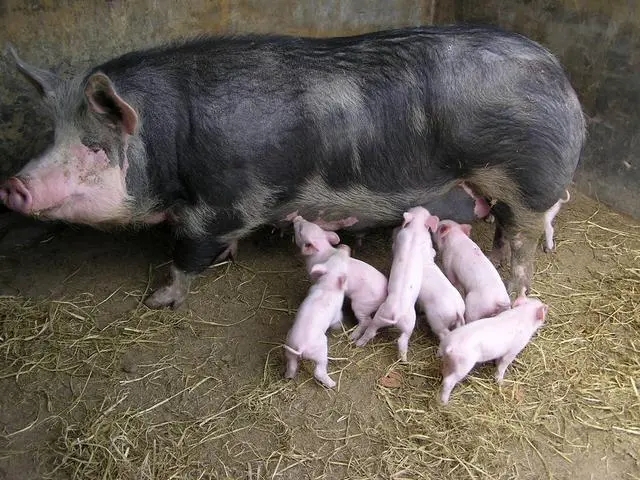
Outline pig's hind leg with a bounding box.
[311,339,336,388]
[284,348,301,380]
[349,306,374,341]
[396,310,417,362]
[440,354,475,404]
[329,310,344,331]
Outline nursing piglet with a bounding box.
[283,245,350,388]
[293,216,388,337]
[433,220,511,322]
[418,244,466,340]
[356,207,438,361]
[293,215,340,270]
[437,293,548,404]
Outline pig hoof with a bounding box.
[144,266,193,309]
[349,326,365,341]
[320,378,337,389]
[144,287,186,309]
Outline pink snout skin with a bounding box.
[0,177,33,214]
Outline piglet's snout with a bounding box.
[0,177,33,214]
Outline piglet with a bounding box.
[437,292,547,404]
[283,245,350,388]
[293,216,388,337]
[433,220,511,323]
[543,190,570,252]
[293,215,340,271]
[418,243,466,340]
[356,207,438,362]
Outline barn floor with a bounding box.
[0,190,638,480]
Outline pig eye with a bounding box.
[304,243,312,249]
[82,141,103,153]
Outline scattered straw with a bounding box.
[0,195,639,479]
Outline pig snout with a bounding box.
[0,177,33,214]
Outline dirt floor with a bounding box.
[0,190,638,480]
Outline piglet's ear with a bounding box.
[85,72,138,136]
[460,224,472,237]
[426,215,439,232]
[309,263,328,281]
[302,241,318,256]
[402,212,413,228]
[326,232,340,245]
[536,305,548,322]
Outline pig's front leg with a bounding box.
[145,227,235,309]
[144,264,196,310]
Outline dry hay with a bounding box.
[1,199,639,479]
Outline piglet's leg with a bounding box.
[354,324,380,347]
[312,339,336,388]
[284,350,300,380]
[494,351,518,384]
[329,310,343,331]
[349,308,373,341]
[396,310,416,362]
[440,355,474,404]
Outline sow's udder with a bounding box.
[0,177,33,214]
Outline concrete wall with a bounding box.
[456,0,640,218]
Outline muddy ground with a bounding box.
[0,190,638,479]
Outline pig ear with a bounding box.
[326,231,340,245]
[5,43,61,97]
[536,305,548,322]
[438,223,450,236]
[302,241,318,256]
[85,72,139,136]
[309,263,328,281]
[402,212,413,227]
[460,224,472,237]
[426,215,439,232]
